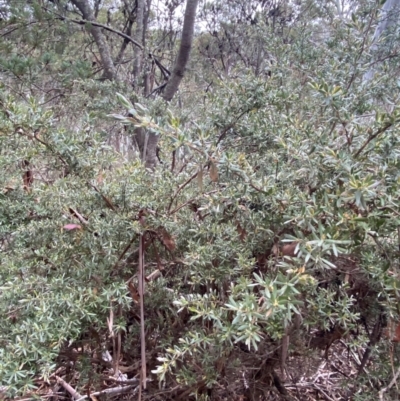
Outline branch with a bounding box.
[169,189,219,215]
[167,171,199,213]
[16,128,70,167]
[146,82,167,98]
[379,365,400,401]
[87,182,117,211]
[111,234,138,272]
[45,7,143,50]
[75,384,138,401]
[216,109,251,145]
[138,234,147,390]
[354,122,393,158]
[56,376,82,400]
[152,54,171,79]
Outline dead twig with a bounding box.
[139,234,147,394]
[75,384,138,401]
[55,376,82,400]
[379,365,400,401]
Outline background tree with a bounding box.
[364,0,400,81]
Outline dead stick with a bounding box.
[139,234,147,392]
[56,376,82,400]
[75,384,137,401]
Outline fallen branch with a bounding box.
[55,376,82,400]
[75,384,138,401]
[139,234,147,391]
[379,365,400,401]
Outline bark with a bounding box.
[134,127,159,169]
[131,0,148,166]
[142,0,153,96]
[115,1,137,64]
[115,16,135,64]
[162,0,199,101]
[70,0,116,81]
[132,0,145,88]
[364,0,400,82]
[136,0,198,168]
[143,0,152,48]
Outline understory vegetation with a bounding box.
[1,0,400,400]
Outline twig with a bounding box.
[87,182,116,211]
[146,269,162,281]
[55,376,82,400]
[152,55,171,78]
[398,226,400,254]
[146,82,167,97]
[231,170,267,193]
[357,315,383,377]
[216,109,250,145]
[139,234,147,393]
[1,19,52,37]
[354,123,393,158]
[16,128,69,167]
[167,171,199,213]
[379,365,400,401]
[75,384,138,401]
[169,190,218,215]
[142,131,149,164]
[111,234,138,271]
[171,150,176,172]
[39,93,65,106]
[346,8,375,90]
[114,306,122,377]
[68,207,89,226]
[105,377,140,385]
[313,384,336,401]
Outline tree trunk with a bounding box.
[364,0,400,82]
[134,127,159,169]
[132,0,145,88]
[143,0,153,96]
[162,0,199,102]
[70,0,116,81]
[115,2,137,64]
[136,0,198,169]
